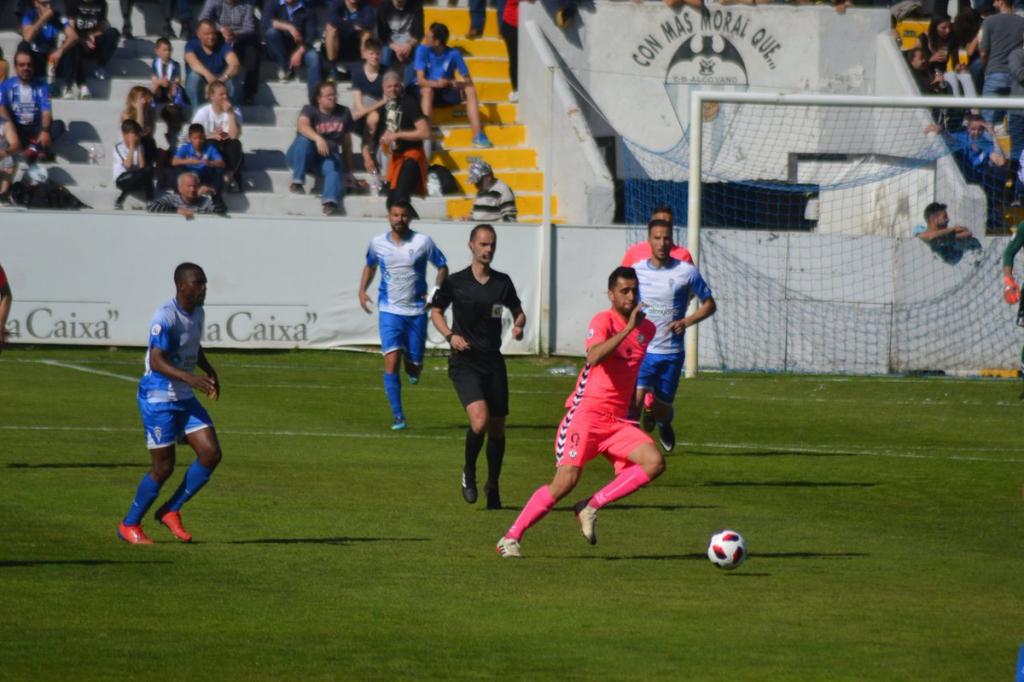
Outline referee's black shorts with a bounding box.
[448,351,509,416]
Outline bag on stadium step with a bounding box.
[427,164,459,196]
[10,179,91,210]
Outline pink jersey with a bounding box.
[565,309,657,416]
[621,242,693,267]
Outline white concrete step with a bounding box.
[65,185,450,219]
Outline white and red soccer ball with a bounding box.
[707,530,747,570]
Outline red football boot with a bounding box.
[154,507,193,543]
[117,522,154,545]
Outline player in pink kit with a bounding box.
[496,267,665,558]
[622,205,692,267]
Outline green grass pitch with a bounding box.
[1,346,1022,680]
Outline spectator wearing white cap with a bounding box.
[468,158,516,222]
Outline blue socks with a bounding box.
[384,371,404,421]
[124,473,162,526]
[165,460,214,512]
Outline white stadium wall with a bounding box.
[6,212,1017,374]
[0,213,543,353]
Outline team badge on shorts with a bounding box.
[569,433,580,459]
[151,324,162,336]
[638,334,646,344]
[587,328,594,340]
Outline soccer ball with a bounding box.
[707,530,747,570]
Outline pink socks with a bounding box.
[505,485,557,541]
[590,465,652,510]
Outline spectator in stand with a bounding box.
[151,37,187,149]
[287,81,355,216]
[953,8,983,93]
[979,0,1024,129]
[19,0,69,81]
[0,116,21,203]
[414,23,493,149]
[467,158,516,222]
[465,0,495,40]
[377,0,423,78]
[192,81,243,192]
[199,0,261,105]
[915,201,973,243]
[148,170,227,218]
[946,114,1010,227]
[1009,42,1024,177]
[172,123,226,192]
[112,119,154,208]
[0,49,62,162]
[0,48,8,83]
[499,0,535,102]
[163,0,194,42]
[263,0,323,100]
[919,13,977,98]
[63,0,121,98]
[121,85,159,169]
[185,20,240,109]
[377,69,430,206]
[907,46,954,95]
[324,0,376,80]
[352,38,387,183]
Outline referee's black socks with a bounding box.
[464,428,486,478]
[486,437,506,487]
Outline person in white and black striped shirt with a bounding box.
[468,158,517,223]
[147,171,227,219]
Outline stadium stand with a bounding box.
[0,1,558,220]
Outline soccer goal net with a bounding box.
[623,92,1023,375]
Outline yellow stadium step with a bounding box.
[448,36,508,59]
[439,124,525,147]
[432,146,537,170]
[452,170,544,194]
[464,58,510,80]
[472,80,513,101]
[424,6,501,39]
[432,102,517,125]
[895,19,928,50]
[446,193,558,218]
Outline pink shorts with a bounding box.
[554,406,653,469]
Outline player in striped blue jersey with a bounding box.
[359,201,449,429]
[625,219,716,451]
[118,263,223,544]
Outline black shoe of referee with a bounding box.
[484,482,502,510]
[462,472,478,504]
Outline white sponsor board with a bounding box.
[1,212,542,353]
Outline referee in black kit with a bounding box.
[430,224,527,510]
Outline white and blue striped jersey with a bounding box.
[632,257,713,355]
[138,299,205,403]
[366,230,447,316]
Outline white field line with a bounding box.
[13,359,1024,463]
[20,359,1022,408]
[2,424,1022,463]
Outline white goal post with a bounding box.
[684,90,1024,377]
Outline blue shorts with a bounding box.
[636,352,685,404]
[138,396,213,450]
[379,311,427,365]
[432,86,463,107]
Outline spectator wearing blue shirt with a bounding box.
[0,48,63,161]
[324,0,375,79]
[172,123,226,191]
[183,19,240,109]
[945,114,1011,228]
[198,0,262,105]
[414,23,492,149]
[18,0,69,81]
[263,0,323,100]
